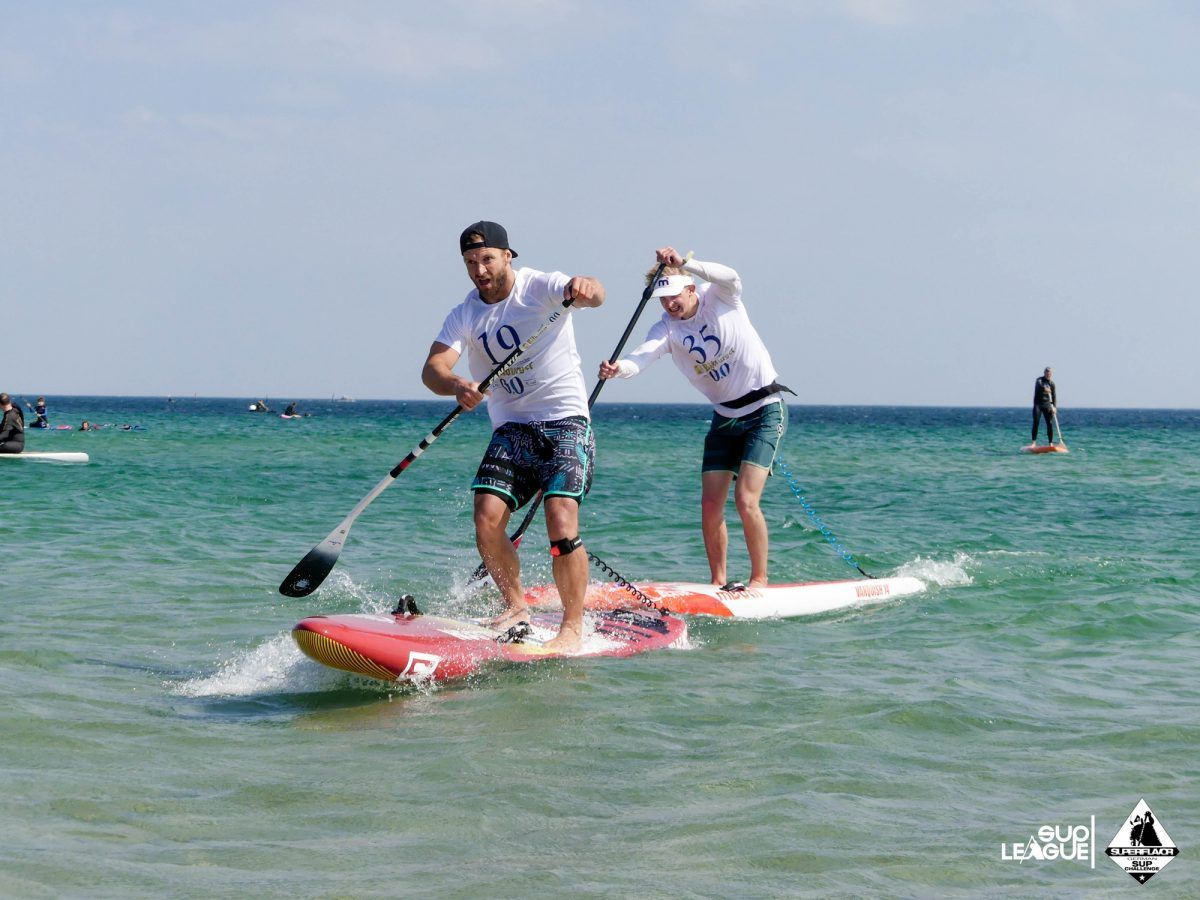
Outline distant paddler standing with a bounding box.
[1030,366,1060,446]
[0,393,26,454]
[597,247,792,590]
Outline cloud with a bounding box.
[260,79,344,109]
[120,105,167,127]
[838,0,914,27]
[83,5,505,80]
[0,49,42,84]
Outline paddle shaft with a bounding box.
[586,260,667,406]
[468,261,671,584]
[1051,409,1066,446]
[279,298,575,597]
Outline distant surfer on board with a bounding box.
[0,393,25,453]
[284,402,299,417]
[597,247,792,591]
[1031,366,1059,445]
[422,221,606,653]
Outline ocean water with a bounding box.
[2,397,1197,897]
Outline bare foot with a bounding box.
[748,578,768,589]
[541,625,583,654]
[490,605,531,631]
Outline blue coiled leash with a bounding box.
[776,456,874,578]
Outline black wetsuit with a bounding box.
[0,406,25,453]
[1031,376,1057,442]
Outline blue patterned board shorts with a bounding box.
[472,416,595,510]
[702,400,787,476]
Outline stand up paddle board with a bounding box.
[0,451,89,463]
[293,606,688,684]
[527,576,924,619]
[1021,444,1068,454]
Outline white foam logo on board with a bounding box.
[1106,799,1179,884]
[400,652,441,678]
[1001,818,1095,866]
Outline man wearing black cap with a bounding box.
[422,221,606,652]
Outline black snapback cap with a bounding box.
[459,221,517,258]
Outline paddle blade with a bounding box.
[279,539,342,597]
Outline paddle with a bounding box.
[1051,409,1067,448]
[279,297,576,598]
[467,257,680,585]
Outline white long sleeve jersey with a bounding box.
[617,258,782,416]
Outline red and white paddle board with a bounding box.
[293,607,688,684]
[1021,443,1068,454]
[527,575,924,619]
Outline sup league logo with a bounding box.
[1000,817,1095,866]
[1106,799,1180,884]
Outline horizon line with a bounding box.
[8,393,1199,413]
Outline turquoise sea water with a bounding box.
[2,397,1197,897]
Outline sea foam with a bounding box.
[172,632,339,697]
[895,552,974,587]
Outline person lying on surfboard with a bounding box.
[598,247,792,591]
[0,393,25,454]
[422,220,606,653]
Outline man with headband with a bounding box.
[423,221,605,652]
[598,247,792,591]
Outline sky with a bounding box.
[3,0,1198,408]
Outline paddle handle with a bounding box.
[586,251,691,406]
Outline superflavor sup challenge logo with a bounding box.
[1105,799,1180,884]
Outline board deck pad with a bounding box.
[526,576,925,619]
[293,606,688,684]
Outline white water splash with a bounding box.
[895,552,974,588]
[326,570,394,615]
[172,632,339,698]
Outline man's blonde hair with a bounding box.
[645,265,681,286]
